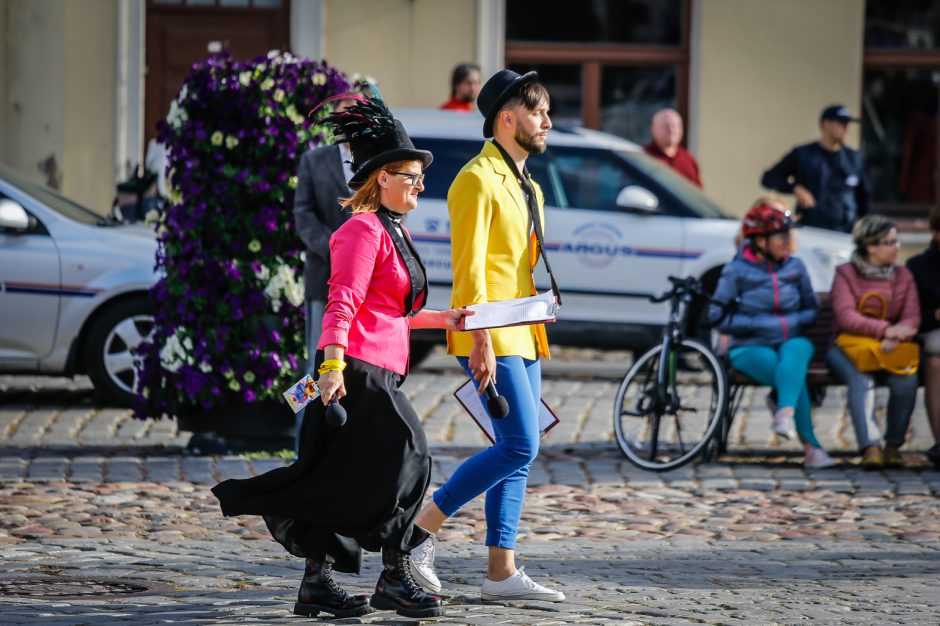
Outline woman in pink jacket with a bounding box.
[213,98,468,620]
[826,214,921,469]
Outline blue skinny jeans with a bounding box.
[433,356,541,550]
[729,337,821,448]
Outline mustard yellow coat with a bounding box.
[445,141,551,360]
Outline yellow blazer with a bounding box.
[445,141,551,360]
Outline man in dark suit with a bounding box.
[293,97,358,451]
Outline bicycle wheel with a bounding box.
[613,338,728,471]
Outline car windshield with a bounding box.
[617,151,729,219]
[0,163,107,226]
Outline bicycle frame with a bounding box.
[650,289,693,458]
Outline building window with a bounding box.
[506,0,688,146]
[863,0,940,217]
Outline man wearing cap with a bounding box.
[407,70,566,603]
[761,104,873,233]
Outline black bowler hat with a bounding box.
[477,69,539,138]
[323,98,432,189]
[820,104,860,123]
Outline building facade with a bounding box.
[1,0,937,227]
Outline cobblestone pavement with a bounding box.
[1,354,939,624]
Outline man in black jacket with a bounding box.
[292,97,358,450]
[761,104,873,233]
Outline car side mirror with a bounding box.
[615,185,659,213]
[0,199,30,232]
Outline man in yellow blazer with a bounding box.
[410,70,566,603]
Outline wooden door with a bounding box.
[145,0,290,144]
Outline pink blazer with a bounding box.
[318,211,424,375]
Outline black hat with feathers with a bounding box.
[319,94,432,189]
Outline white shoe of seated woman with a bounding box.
[771,407,797,440]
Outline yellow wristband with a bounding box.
[318,359,347,375]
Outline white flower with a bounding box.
[239,71,252,87]
[288,175,298,190]
[248,239,261,253]
[267,49,279,59]
[273,89,285,103]
[254,264,271,282]
[243,371,256,383]
[312,73,326,86]
[159,328,195,373]
[144,209,160,224]
[262,262,305,312]
[225,135,239,149]
[198,362,212,374]
[285,105,304,125]
[167,99,188,130]
[261,77,275,91]
[210,131,224,146]
[350,73,377,86]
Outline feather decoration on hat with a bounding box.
[323,95,396,145]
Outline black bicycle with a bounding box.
[613,276,736,471]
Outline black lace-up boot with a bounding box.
[293,558,373,618]
[371,546,445,618]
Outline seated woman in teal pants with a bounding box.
[710,199,835,469]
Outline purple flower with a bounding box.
[135,51,352,420]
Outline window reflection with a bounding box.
[507,0,683,45]
[865,0,940,49]
[601,66,676,144]
[862,68,939,204]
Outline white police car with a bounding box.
[399,110,852,352]
[0,163,158,406]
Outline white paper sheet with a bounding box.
[453,379,560,444]
[462,291,558,331]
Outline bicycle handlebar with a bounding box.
[648,275,739,326]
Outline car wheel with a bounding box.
[84,298,154,407]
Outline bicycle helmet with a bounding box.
[741,204,793,238]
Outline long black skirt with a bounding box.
[211,355,431,574]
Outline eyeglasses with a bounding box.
[387,171,425,186]
[877,239,900,247]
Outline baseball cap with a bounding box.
[820,104,860,123]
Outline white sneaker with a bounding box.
[408,533,441,594]
[481,567,565,602]
[771,408,797,440]
[804,447,836,469]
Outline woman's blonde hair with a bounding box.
[341,159,420,214]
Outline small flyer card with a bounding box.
[283,373,320,413]
[453,379,560,445]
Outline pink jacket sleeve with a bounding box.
[830,265,890,339]
[894,266,922,332]
[319,217,381,349]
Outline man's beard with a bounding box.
[515,127,547,155]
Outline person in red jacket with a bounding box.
[643,108,702,187]
[439,63,481,111]
[213,96,471,620]
[826,214,921,469]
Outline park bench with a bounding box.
[711,292,837,457]
[710,291,925,459]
